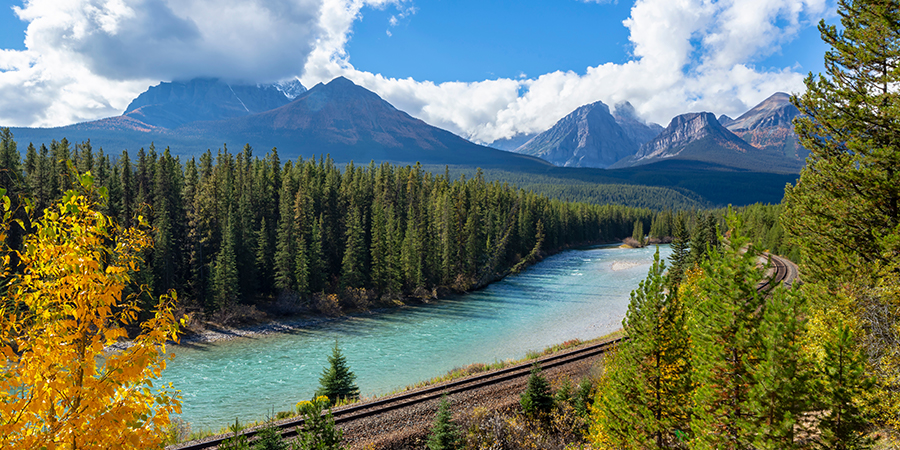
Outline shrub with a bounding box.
[293,396,344,450]
[252,423,288,450]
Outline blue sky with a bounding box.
[0,0,834,142]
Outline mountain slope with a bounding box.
[175,77,550,167]
[613,102,664,148]
[609,111,803,173]
[8,77,549,169]
[513,101,659,168]
[725,92,807,161]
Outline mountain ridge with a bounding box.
[6,77,550,169]
[512,100,662,168]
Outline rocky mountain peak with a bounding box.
[612,101,638,120]
[724,92,806,163]
[272,79,307,100]
[725,92,798,132]
[513,100,639,168]
[633,112,722,160]
[613,101,663,148]
[122,77,302,128]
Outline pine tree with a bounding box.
[815,326,876,450]
[427,396,461,450]
[748,286,813,449]
[592,249,691,449]
[293,396,345,450]
[520,363,554,417]
[686,216,767,450]
[315,343,359,404]
[782,0,900,431]
[786,0,900,282]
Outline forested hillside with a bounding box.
[589,1,900,447]
[0,131,655,321]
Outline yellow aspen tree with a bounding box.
[0,173,182,449]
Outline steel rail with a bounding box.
[170,337,622,450]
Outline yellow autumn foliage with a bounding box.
[0,176,182,450]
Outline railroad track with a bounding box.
[170,253,800,450]
[170,336,622,450]
[760,253,799,292]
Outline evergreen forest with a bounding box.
[0,132,658,320]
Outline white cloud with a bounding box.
[0,0,324,126]
[300,0,833,143]
[0,0,834,144]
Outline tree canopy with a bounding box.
[0,174,182,449]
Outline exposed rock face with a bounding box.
[513,101,659,168]
[613,102,664,148]
[609,108,805,173]
[632,112,739,161]
[122,78,304,128]
[726,92,797,131]
[272,79,307,100]
[718,114,734,127]
[725,92,807,160]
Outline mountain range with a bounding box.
[3,77,806,206]
[500,92,804,173]
[7,77,548,169]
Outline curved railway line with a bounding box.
[170,253,798,450]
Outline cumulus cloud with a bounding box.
[1,0,833,143]
[0,0,324,126]
[300,0,833,143]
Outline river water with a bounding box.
[160,244,671,432]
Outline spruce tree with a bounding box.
[211,213,241,310]
[315,343,359,405]
[427,396,461,450]
[631,219,644,246]
[340,206,366,290]
[520,363,554,417]
[308,215,326,293]
[369,201,391,294]
[668,213,691,287]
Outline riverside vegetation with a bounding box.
[0,131,666,327]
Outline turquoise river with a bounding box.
[160,244,672,432]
